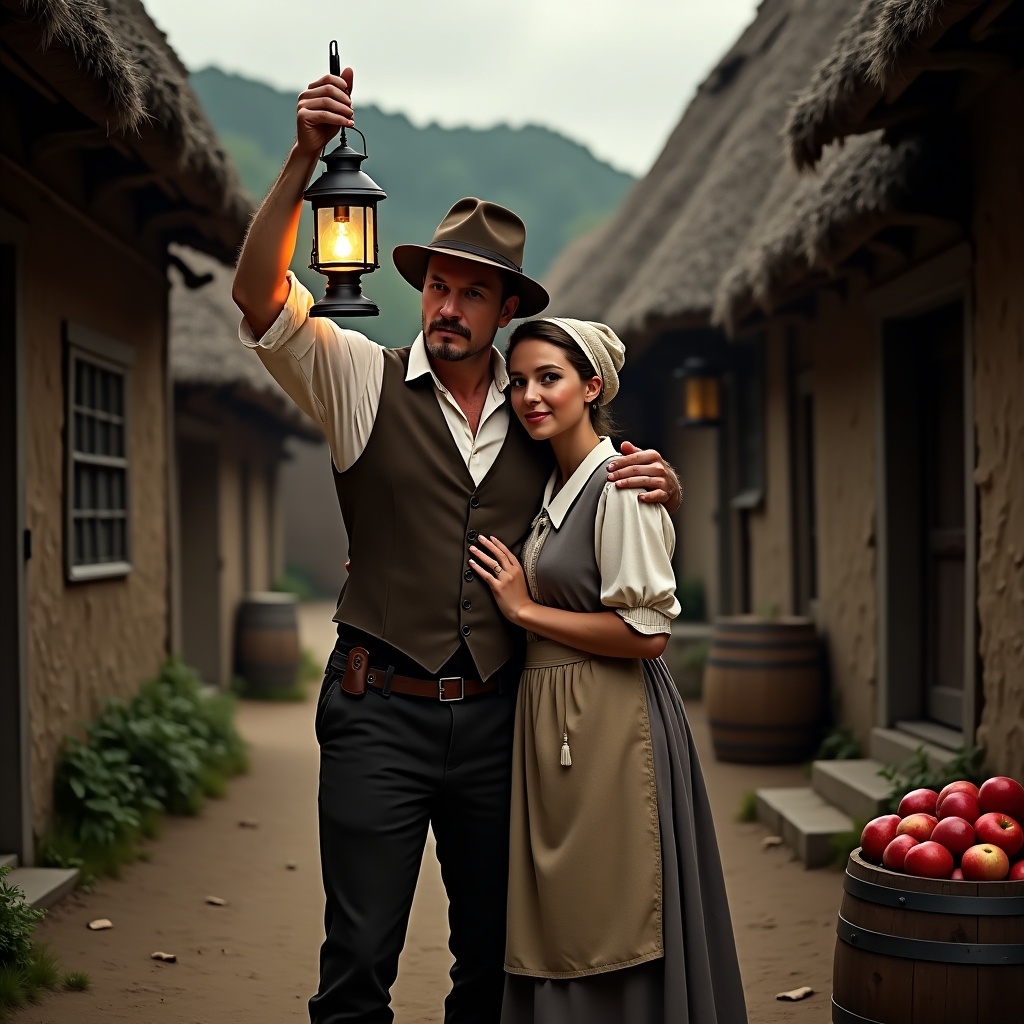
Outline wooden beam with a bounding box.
[31,126,110,162]
[969,0,1015,41]
[0,41,59,102]
[889,47,1017,93]
[90,170,163,208]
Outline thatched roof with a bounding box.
[4,0,251,262]
[786,0,1010,169]
[713,132,925,328]
[544,0,869,343]
[169,246,319,440]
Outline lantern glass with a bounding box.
[315,203,376,271]
[684,375,721,423]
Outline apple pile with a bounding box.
[860,776,1024,882]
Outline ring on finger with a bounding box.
[493,563,503,575]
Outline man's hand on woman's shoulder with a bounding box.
[606,441,683,513]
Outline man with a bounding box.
[232,68,681,1024]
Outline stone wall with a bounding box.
[971,71,1024,778]
[747,324,793,616]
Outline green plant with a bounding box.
[273,566,317,601]
[300,646,324,684]
[21,943,60,1001]
[830,818,869,868]
[878,744,986,815]
[0,867,44,973]
[44,658,248,880]
[815,723,862,762]
[63,970,91,992]
[735,790,758,823]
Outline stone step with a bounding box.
[0,853,18,870]
[756,786,854,869]
[5,867,79,909]
[869,726,959,774]
[812,759,894,824]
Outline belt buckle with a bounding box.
[438,676,464,702]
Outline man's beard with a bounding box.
[424,316,474,362]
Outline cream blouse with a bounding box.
[524,437,680,635]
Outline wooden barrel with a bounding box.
[703,615,823,763]
[235,592,301,692]
[833,849,1024,1023]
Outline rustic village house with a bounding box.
[546,0,1024,859]
[170,244,320,689]
[0,0,254,890]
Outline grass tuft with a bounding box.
[63,970,91,992]
[735,790,759,823]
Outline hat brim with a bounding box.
[392,244,549,318]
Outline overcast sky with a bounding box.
[144,0,760,176]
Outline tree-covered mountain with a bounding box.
[191,67,634,346]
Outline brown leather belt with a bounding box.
[334,647,499,701]
[369,672,497,701]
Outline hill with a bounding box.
[190,67,634,346]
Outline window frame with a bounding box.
[64,322,135,583]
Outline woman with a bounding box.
[468,318,747,1023]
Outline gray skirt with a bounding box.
[501,658,748,1024]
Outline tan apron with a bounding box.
[505,639,663,979]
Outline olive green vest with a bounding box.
[332,346,553,680]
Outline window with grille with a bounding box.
[65,324,134,581]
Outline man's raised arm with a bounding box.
[232,69,356,339]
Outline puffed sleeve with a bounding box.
[594,482,681,635]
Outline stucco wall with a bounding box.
[11,173,170,840]
[806,287,878,743]
[673,427,720,619]
[748,324,793,616]
[971,72,1024,778]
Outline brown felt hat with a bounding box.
[392,197,549,317]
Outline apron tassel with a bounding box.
[560,732,572,767]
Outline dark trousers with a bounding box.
[308,655,518,1024]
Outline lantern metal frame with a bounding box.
[304,42,387,318]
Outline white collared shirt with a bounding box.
[239,272,510,482]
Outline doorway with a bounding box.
[880,298,973,734]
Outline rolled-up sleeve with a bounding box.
[594,483,680,635]
[238,272,383,472]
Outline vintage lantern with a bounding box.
[305,42,387,318]
[677,357,722,427]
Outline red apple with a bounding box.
[1009,860,1024,881]
[937,789,980,822]
[898,788,939,817]
[904,841,955,879]
[930,816,976,859]
[951,867,964,880]
[978,776,1024,822]
[961,843,1010,881]
[896,813,937,841]
[937,780,979,806]
[882,834,919,871]
[974,812,1024,857]
[860,814,902,863]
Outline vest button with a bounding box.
[470,496,481,508]
[462,599,472,610]
[464,569,474,582]
[461,625,472,637]
[467,530,478,542]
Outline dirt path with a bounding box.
[19,602,842,1023]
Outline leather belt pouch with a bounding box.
[341,646,370,699]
